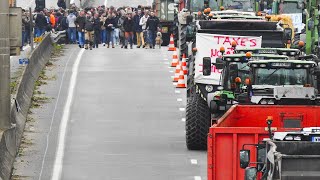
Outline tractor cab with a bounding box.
[246,59,320,105]
[202,53,290,116]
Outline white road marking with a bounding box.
[175,90,181,94]
[181,118,186,122]
[194,176,202,180]
[51,49,84,180]
[171,76,175,78]
[104,0,108,6]
[169,70,174,73]
[191,159,198,164]
[173,82,178,86]
[164,58,168,61]
[38,48,78,180]
[168,67,173,69]
[164,62,169,65]
[179,108,185,111]
[177,98,182,102]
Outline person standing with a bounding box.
[67,10,77,44]
[100,12,107,46]
[21,9,29,50]
[105,13,116,48]
[139,10,149,48]
[123,13,134,49]
[112,12,120,46]
[146,11,159,49]
[117,10,126,48]
[133,9,144,48]
[35,11,47,38]
[93,13,102,48]
[75,11,86,48]
[84,12,94,50]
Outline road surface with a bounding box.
[12,45,207,180]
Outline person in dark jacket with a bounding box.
[93,13,102,48]
[133,9,144,48]
[146,11,160,49]
[84,12,94,50]
[104,13,117,48]
[35,11,48,38]
[123,13,134,49]
[75,11,86,48]
[57,12,68,31]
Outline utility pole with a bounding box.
[0,0,12,129]
[66,0,70,9]
[29,7,34,51]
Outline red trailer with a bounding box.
[207,105,320,180]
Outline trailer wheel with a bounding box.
[186,93,211,150]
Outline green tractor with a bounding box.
[202,53,291,116]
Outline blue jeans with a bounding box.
[114,28,120,44]
[22,31,26,47]
[106,30,114,45]
[35,28,45,37]
[148,30,157,47]
[100,29,106,44]
[78,31,85,46]
[68,27,77,43]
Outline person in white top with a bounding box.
[139,10,149,48]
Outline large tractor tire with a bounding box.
[186,93,211,150]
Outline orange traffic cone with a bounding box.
[176,66,186,88]
[168,34,175,51]
[181,54,188,75]
[173,61,181,82]
[171,48,179,67]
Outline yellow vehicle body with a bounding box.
[269,15,295,48]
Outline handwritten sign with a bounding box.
[194,33,262,85]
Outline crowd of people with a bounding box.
[21,4,162,50]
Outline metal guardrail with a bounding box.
[50,30,67,44]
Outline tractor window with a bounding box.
[279,2,303,14]
[190,0,219,12]
[222,0,255,11]
[255,68,307,85]
[190,0,205,12]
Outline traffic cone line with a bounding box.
[170,48,179,67]
[173,61,181,82]
[168,34,175,51]
[181,54,188,75]
[176,66,186,88]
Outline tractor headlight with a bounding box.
[290,51,296,56]
[225,58,232,61]
[260,99,268,104]
[296,64,302,68]
[205,85,214,92]
[268,99,275,104]
[260,64,267,68]
[304,64,311,68]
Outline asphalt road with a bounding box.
[12,45,207,180]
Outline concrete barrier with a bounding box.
[0,34,53,180]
